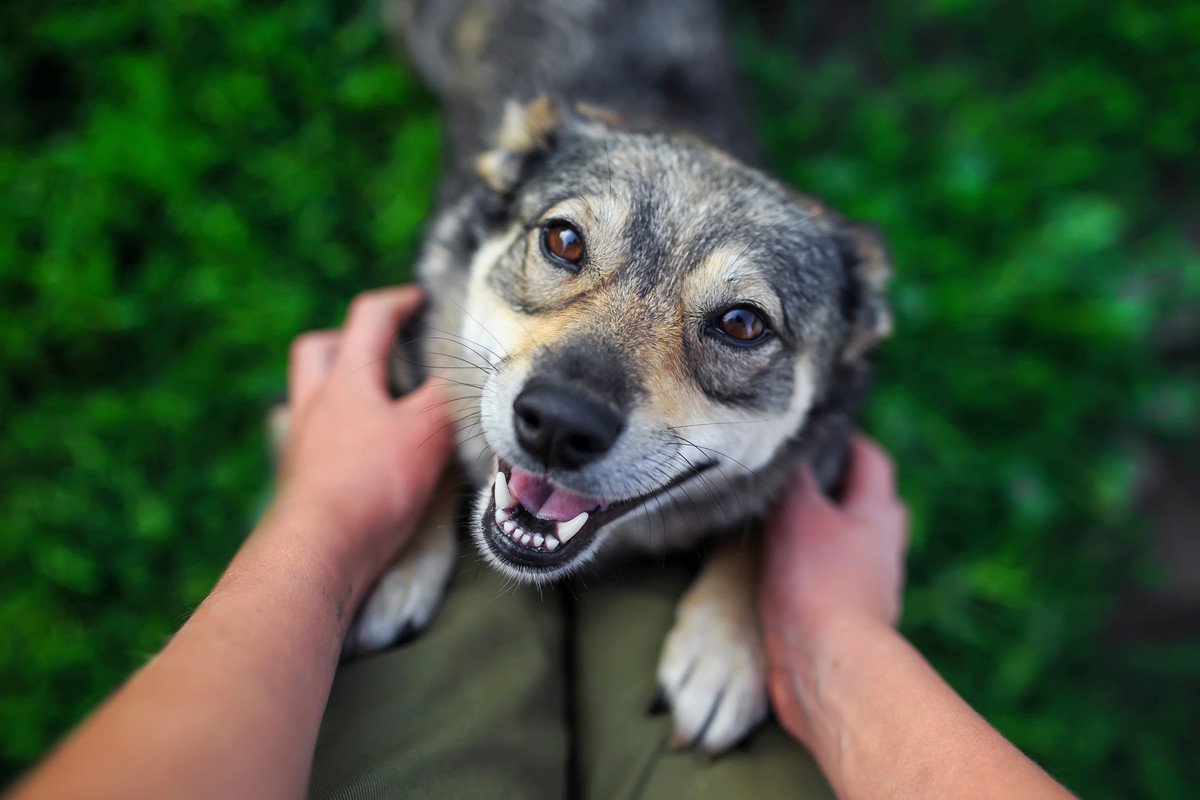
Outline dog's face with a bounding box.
[447,100,890,582]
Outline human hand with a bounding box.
[758,435,909,745]
[268,286,453,599]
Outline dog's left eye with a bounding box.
[714,306,768,344]
[541,221,585,267]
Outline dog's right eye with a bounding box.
[541,222,585,268]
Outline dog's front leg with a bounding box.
[343,477,458,656]
[657,536,769,754]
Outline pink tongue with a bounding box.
[509,467,603,521]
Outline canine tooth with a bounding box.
[544,536,560,551]
[503,520,517,534]
[494,472,513,510]
[520,533,533,546]
[496,507,511,523]
[533,534,544,548]
[556,512,588,543]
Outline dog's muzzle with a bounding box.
[479,458,715,573]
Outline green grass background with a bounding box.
[2,0,1198,795]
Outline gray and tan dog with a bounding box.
[346,0,893,754]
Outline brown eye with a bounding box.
[542,222,585,266]
[717,307,767,343]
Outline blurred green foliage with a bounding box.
[1,0,1197,796]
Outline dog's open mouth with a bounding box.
[481,459,714,570]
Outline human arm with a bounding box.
[759,437,1074,800]
[12,286,453,800]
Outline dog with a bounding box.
[343,0,893,754]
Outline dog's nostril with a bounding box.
[512,378,625,470]
[568,434,601,454]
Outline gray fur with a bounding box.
[356,0,893,752]
[389,0,890,573]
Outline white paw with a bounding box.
[344,526,456,656]
[657,601,769,754]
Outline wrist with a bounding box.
[230,495,369,631]
[766,611,896,747]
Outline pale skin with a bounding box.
[11,286,456,800]
[759,438,1075,799]
[13,286,1073,799]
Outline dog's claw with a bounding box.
[656,589,769,754]
[647,686,670,715]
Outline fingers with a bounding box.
[767,434,900,543]
[840,435,898,515]
[333,286,425,388]
[394,379,455,441]
[785,466,834,518]
[288,330,339,411]
[765,465,830,545]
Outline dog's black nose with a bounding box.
[513,379,624,470]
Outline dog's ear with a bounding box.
[475,97,561,194]
[835,222,893,361]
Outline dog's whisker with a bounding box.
[391,336,496,373]
[414,408,481,451]
[425,325,506,365]
[417,393,482,415]
[671,446,730,522]
[427,375,487,392]
[705,458,745,518]
[405,334,498,369]
[726,216,820,275]
[395,353,495,373]
[602,129,614,198]
[419,325,500,356]
[445,408,483,427]
[445,297,511,360]
[670,432,772,495]
[669,416,785,429]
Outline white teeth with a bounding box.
[496,507,511,523]
[532,534,544,548]
[520,533,533,546]
[544,536,560,551]
[503,520,517,534]
[494,472,512,510]
[556,512,588,543]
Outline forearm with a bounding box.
[779,617,1073,800]
[13,504,353,800]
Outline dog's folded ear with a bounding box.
[475,96,562,194]
[835,222,893,361]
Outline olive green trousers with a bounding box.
[308,554,832,799]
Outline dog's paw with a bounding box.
[656,597,769,754]
[344,526,456,657]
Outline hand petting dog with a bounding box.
[12,287,455,800]
[757,441,1071,800]
[272,286,454,610]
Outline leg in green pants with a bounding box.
[308,560,570,799]
[571,557,832,800]
[309,552,832,799]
